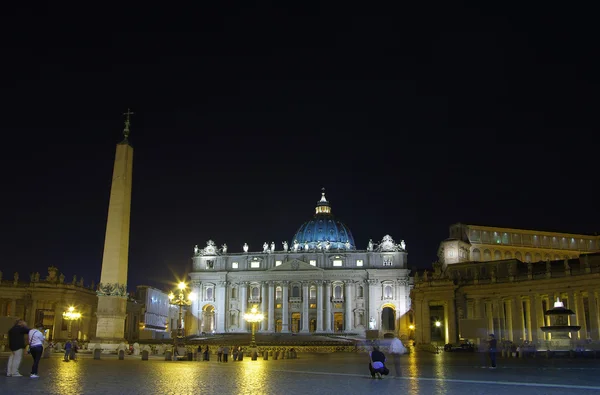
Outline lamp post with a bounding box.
[168,282,196,339]
[62,306,81,339]
[243,305,264,349]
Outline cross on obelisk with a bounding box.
[122,108,134,142]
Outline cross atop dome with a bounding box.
[316,187,331,214]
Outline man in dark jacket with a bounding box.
[487,334,497,369]
[7,319,30,377]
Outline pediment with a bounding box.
[268,259,323,271]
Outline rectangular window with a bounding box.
[232,262,238,269]
[333,260,343,267]
[309,260,317,266]
[275,260,282,266]
[356,259,363,267]
[250,261,260,268]
[309,304,317,309]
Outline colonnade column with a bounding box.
[445,298,456,345]
[268,282,275,332]
[511,297,523,342]
[325,281,332,332]
[577,291,587,338]
[301,281,309,333]
[566,291,576,329]
[281,281,290,333]
[260,281,268,332]
[421,301,431,344]
[588,289,599,341]
[316,281,324,332]
[240,282,248,331]
[344,281,353,332]
[528,294,539,343]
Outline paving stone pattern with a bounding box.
[2,351,600,395]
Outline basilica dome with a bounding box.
[291,191,356,250]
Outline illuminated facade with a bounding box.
[187,192,413,338]
[412,223,600,349]
[0,266,97,342]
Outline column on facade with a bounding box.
[10,299,17,318]
[216,281,227,332]
[240,282,248,331]
[486,301,494,337]
[344,281,353,332]
[281,281,289,333]
[588,289,599,341]
[325,281,332,332]
[367,279,377,330]
[511,296,523,342]
[316,281,324,332]
[577,290,587,338]
[301,281,309,333]
[268,282,275,332]
[260,281,268,332]
[445,298,456,345]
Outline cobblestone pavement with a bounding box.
[2,351,600,395]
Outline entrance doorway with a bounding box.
[276,319,282,333]
[381,306,395,331]
[291,313,301,333]
[333,312,344,332]
[310,319,316,332]
[202,305,215,333]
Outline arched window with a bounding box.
[494,251,502,260]
[525,252,532,263]
[309,286,316,299]
[334,285,342,299]
[357,286,364,298]
[252,287,260,298]
[534,253,542,262]
[292,286,300,297]
[275,286,282,300]
[383,285,393,299]
[472,249,481,261]
[504,251,512,259]
[515,252,522,261]
[231,288,237,299]
[483,249,492,261]
[206,287,213,300]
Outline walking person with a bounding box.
[217,346,223,362]
[64,340,72,362]
[28,323,45,378]
[487,334,497,369]
[203,345,210,361]
[6,319,30,377]
[222,345,230,362]
[389,336,407,377]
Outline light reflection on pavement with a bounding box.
[2,351,600,395]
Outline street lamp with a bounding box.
[168,282,196,339]
[62,306,81,339]
[243,305,264,349]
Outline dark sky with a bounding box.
[2,3,598,291]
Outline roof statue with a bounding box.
[377,235,403,252]
[201,240,218,256]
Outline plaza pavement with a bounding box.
[2,350,600,395]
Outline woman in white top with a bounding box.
[28,323,45,378]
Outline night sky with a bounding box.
[2,4,598,291]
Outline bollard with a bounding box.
[263,351,269,360]
[251,350,258,361]
[142,350,149,361]
[274,350,278,360]
[286,351,290,359]
[165,350,172,361]
[187,352,193,361]
[118,350,125,360]
[93,348,101,360]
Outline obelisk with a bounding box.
[94,110,134,348]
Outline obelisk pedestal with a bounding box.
[93,111,134,351]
